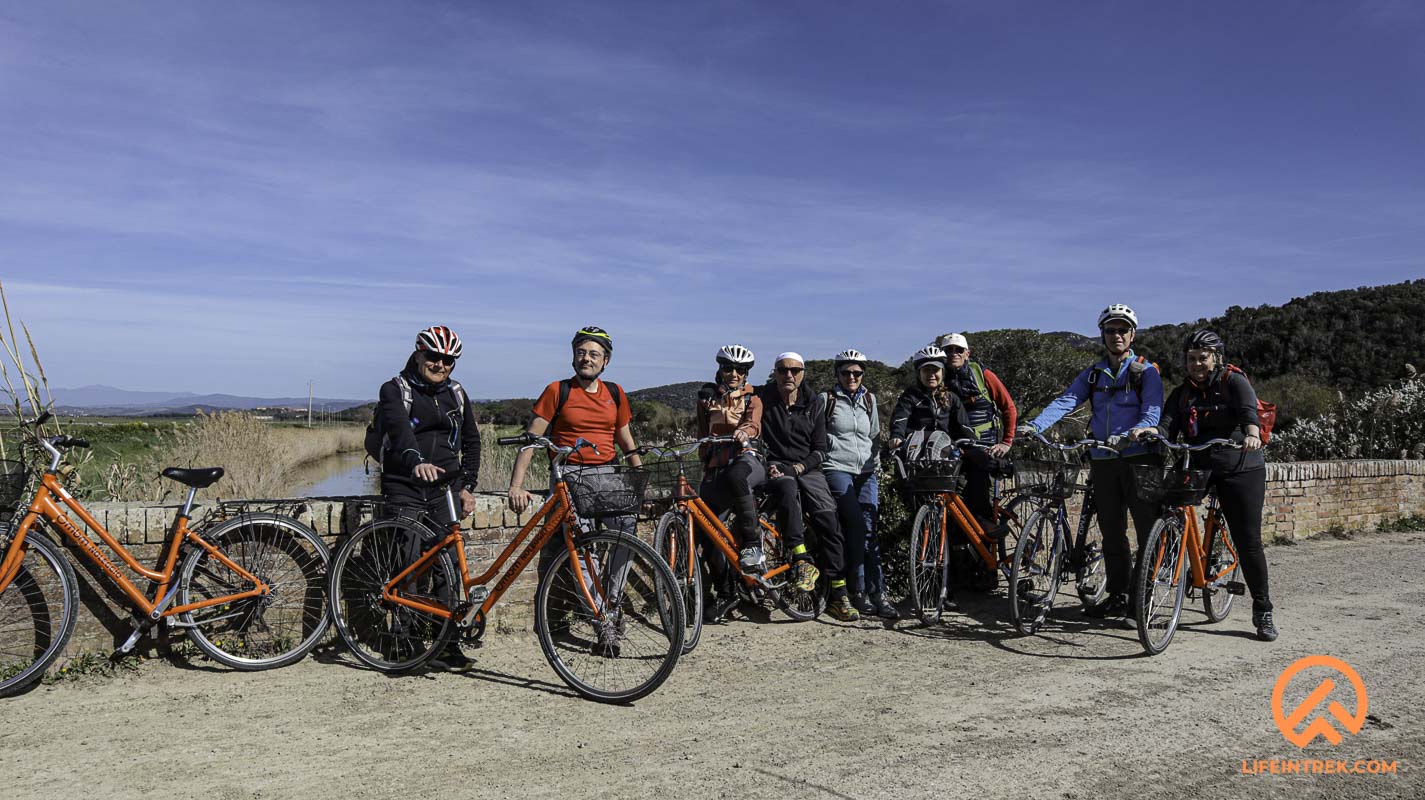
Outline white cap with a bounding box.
[936,333,969,350]
[775,351,805,365]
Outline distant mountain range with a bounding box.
[44,385,367,415]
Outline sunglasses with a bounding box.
[775,366,805,375]
[719,364,751,374]
[839,369,864,378]
[945,346,966,354]
[422,352,456,366]
[1102,326,1132,336]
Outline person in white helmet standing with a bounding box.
[1018,304,1163,627]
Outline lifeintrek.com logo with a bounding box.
[1240,655,1398,777]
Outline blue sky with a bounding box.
[2,0,1423,399]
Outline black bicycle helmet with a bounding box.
[571,326,613,357]
[1183,328,1225,354]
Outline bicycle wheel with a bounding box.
[653,511,703,654]
[177,513,331,670]
[763,515,824,622]
[0,528,78,698]
[1202,515,1240,623]
[1134,516,1188,656]
[1073,499,1109,607]
[1008,508,1064,636]
[907,502,949,624]
[327,518,459,672]
[534,531,684,703]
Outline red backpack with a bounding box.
[1180,364,1277,443]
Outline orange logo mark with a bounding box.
[1271,655,1369,748]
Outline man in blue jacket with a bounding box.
[1018,304,1162,625]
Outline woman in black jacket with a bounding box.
[888,345,974,449]
[1145,329,1276,642]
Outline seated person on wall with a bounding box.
[695,344,765,622]
[754,352,859,622]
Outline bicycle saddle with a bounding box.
[161,467,225,488]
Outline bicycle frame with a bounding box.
[0,471,268,620]
[1152,496,1239,592]
[664,472,794,588]
[379,476,609,627]
[917,490,1003,574]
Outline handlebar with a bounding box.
[52,435,89,449]
[1132,432,1242,452]
[1016,430,1119,453]
[633,436,740,459]
[497,432,600,460]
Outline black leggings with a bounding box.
[1212,468,1272,614]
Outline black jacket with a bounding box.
[1159,368,1264,475]
[755,383,828,473]
[378,358,482,491]
[889,385,972,443]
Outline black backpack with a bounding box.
[364,375,467,466]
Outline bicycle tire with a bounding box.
[1202,515,1239,623]
[907,502,948,624]
[653,511,703,654]
[762,514,824,622]
[534,531,684,703]
[327,518,459,672]
[0,528,78,698]
[1134,516,1188,656]
[1008,508,1064,636]
[1073,497,1108,607]
[177,513,331,670]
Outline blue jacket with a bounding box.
[1028,352,1163,458]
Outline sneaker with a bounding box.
[591,620,624,658]
[427,643,472,672]
[851,592,876,617]
[870,594,900,620]
[703,593,739,624]
[1085,593,1133,627]
[792,560,820,593]
[1253,611,1279,642]
[827,594,860,622]
[739,546,765,572]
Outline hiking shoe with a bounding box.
[1253,611,1279,642]
[427,643,472,672]
[871,594,900,620]
[792,560,820,593]
[739,546,765,572]
[703,593,739,624]
[851,592,877,616]
[1085,593,1133,628]
[591,621,623,658]
[827,594,860,622]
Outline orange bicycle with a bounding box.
[0,412,332,697]
[326,433,684,703]
[903,438,1038,625]
[1131,434,1246,655]
[642,437,823,654]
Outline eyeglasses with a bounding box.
[945,346,966,355]
[421,352,456,366]
[775,366,805,376]
[839,369,864,378]
[719,365,751,374]
[574,348,606,360]
[1102,327,1132,337]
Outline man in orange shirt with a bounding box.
[508,326,643,576]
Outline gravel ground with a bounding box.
[2,529,1420,799]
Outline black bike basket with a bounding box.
[564,465,651,519]
[906,459,963,494]
[1133,464,1211,506]
[1012,457,1087,500]
[0,460,30,507]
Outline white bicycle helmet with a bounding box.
[415,325,462,358]
[912,345,946,370]
[834,348,868,368]
[1097,304,1138,330]
[715,344,755,368]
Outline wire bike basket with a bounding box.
[0,459,31,507]
[565,465,651,519]
[641,455,703,505]
[905,458,964,494]
[1133,464,1212,507]
[1012,454,1088,500]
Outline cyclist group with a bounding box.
[377,306,1277,672]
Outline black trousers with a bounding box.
[699,453,767,592]
[764,469,846,583]
[1088,454,1160,596]
[1212,467,1272,614]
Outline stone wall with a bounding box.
[23,459,1425,660]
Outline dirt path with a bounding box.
[2,530,1420,799]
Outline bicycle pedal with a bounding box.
[1225,581,1247,596]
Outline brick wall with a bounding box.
[26,459,1425,660]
